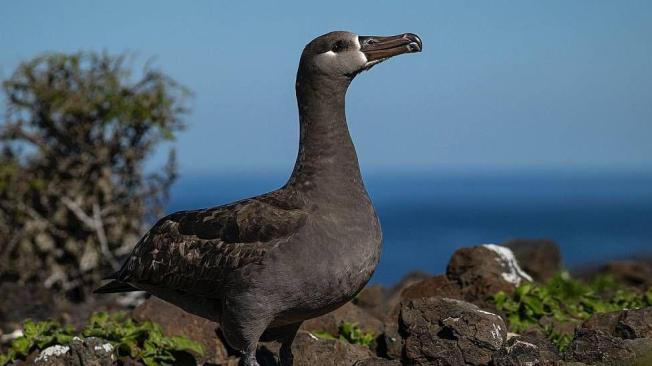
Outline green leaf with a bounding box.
[119,339,139,358]
[0,350,15,366]
[167,336,204,355]
[492,291,508,309]
[54,333,74,345]
[11,336,33,357]
[35,334,55,349]
[142,355,159,366]
[89,311,109,326]
[23,320,39,338]
[516,283,533,298]
[337,322,375,346]
[523,296,544,316]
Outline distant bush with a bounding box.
[492,272,652,351]
[0,312,203,366]
[0,52,188,299]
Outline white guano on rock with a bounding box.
[35,345,70,362]
[482,244,533,285]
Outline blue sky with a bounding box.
[1,1,651,177]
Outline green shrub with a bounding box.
[0,320,74,365]
[0,312,202,366]
[491,272,652,351]
[338,322,376,346]
[313,321,376,347]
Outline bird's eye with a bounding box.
[331,40,346,52]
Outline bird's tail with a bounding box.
[93,280,139,294]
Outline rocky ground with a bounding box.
[2,239,652,366]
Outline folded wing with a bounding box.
[102,193,307,297]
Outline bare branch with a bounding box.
[93,203,119,270]
[61,196,120,270]
[60,196,96,229]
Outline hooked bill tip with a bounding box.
[407,42,422,53]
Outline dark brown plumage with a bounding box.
[96,31,422,366]
[97,192,307,297]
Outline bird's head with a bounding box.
[299,31,422,80]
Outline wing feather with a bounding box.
[116,193,306,297]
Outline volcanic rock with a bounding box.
[385,271,431,316]
[288,331,374,365]
[616,307,652,339]
[492,333,561,366]
[353,358,401,366]
[353,285,387,320]
[503,239,562,282]
[399,275,463,302]
[302,302,384,337]
[400,297,507,365]
[447,244,532,304]
[600,260,652,288]
[581,307,652,340]
[33,337,114,366]
[564,328,636,364]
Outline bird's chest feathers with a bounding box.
[306,209,382,301]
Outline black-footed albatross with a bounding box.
[96,31,422,366]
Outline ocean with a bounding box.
[168,170,652,285]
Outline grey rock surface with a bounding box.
[33,337,114,366]
[380,323,402,360]
[352,285,388,321]
[447,245,532,305]
[566,307,652,364]
[301,302,384,337]
[288,331,373,366]
[599,260,652,288]
[384,271,432,317]
[400,297,507,366]
[353,358,401,366]
[503,238,562,282]
[616,307,652,339]
[564,328,636,364]
[581,307,652,340]
[399,275,464,303]
[493,334,561,366]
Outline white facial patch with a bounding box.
[324,50,337,57]
[354,36,368,63]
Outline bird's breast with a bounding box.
[300,205,382,304]
[260,190,383,323]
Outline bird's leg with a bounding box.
[239,345,260,366]
[221,298,269,366]
[279,322,302,366]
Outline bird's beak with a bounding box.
[359,33,422,63]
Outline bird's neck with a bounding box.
[287,73,365,197]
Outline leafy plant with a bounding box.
[338,322,376,346]
[313,322,376,347]
[0,320,74,365]
[0,312,203,366]
[82,312,203,366]
[543,324,574,352]
[491,272,652,352]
